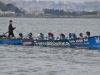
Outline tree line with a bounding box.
[43,9,99,16]
[0,2,22,13]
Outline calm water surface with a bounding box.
[0,18,100,75]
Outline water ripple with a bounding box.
[0,18,100,75]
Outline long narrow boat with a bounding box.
[0,36,100,48]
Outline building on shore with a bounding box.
[0,10,4,16]
[3,11,15,14]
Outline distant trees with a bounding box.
[43,9,99,16]
[0,2,22,13]
[43,9,65,16]
[6,4,21,13]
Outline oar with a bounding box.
[2,31,9,37]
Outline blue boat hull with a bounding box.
[0,36,100,48]
[69,36,100,48]
[0,39,23,45]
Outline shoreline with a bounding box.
[0,16,100,18]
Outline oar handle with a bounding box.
[3,31,9,35]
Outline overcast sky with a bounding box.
[25,0,100,3]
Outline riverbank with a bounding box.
[0,12,100,18]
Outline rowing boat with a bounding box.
[0,36,100,48]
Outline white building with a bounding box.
[3,11,15,14]
[0,10,4,15]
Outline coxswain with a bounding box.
[8,20,16,38]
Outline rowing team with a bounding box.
[15,31,90,40]
[7,20,90,40]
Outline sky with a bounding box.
[24,0,100,3]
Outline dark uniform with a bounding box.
[8,24,15,37]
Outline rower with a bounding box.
[79,33,84,39]
[26,32,33,39]
[56,33,65,40]
[66,33,71,39]
[71,33,77,39]
[8,20,16,38]
[37,33,44,40]
[18,33,23,39]
[46,32,54,40]
[84,31,90,38]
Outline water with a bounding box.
[0,18,100,75]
